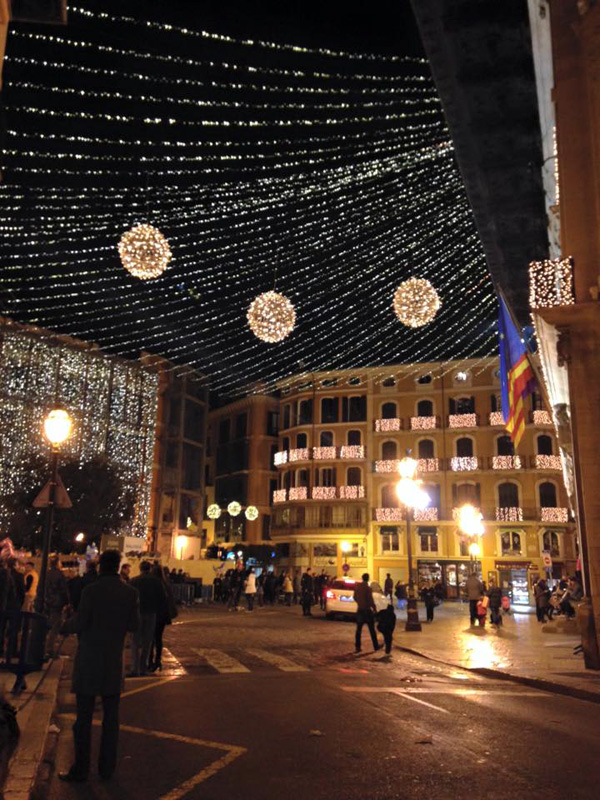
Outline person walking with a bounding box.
[59,549,140,783]
[244,568,257,611]
[384,573,394,600]
[300,568,314,617]
[23,561,39,612]
[420,583,436,623]
[129,561,166,676]
[377,603,396,655]
[487,580,503,626]
[534,579,549,623]
[227,564,244,611]
[353,573,380,653]
[149,566,177,672]
[465,571,483,626]
[44,556,70,659]
[282,573,293,606]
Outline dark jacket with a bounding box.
[487,585,503,609]
[384,577,394,596]
[300,572,314,595]
[130,572,167,616]
[7,569,25,610]
[377,605,396,634]
[64,573,139,695]
[45,567,69,612]
[420,587,436,607]
[69,568,98,611]
[353,581,376,612]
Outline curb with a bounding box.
[4,658,64,800]
[394,643,600,706]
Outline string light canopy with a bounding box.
[247,291,296,343]
[0,1,497,394]
[393,277,441,328]
[118,223,172,280]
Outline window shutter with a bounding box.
[449,397,456,414]
[470,396,476,413]
[342,397,348,422]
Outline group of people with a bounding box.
[465,573,510,627]
[534,576,583,622]
[212,565,333,613]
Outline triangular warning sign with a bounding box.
[32,474,72,509]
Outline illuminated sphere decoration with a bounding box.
[245,505,259,521]
[247,291,296,343]
[207,504,222,520]
[227,501,242,517]
[118,223,172,280]
[392,277,441,328]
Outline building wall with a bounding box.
[270,359,575,603]
[205,394,279,546]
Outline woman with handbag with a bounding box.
[149,566,178,672]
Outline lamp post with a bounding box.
[395,455,430,632]
[457,504,484,576]
[340,540,352,570]
[36,409,72,613]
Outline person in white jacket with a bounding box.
[244,569,257,611]
[282,574,293,606]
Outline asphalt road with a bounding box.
[48,603,600,800]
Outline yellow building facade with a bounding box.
[271,358,576,605]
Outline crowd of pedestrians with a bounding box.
[534,576,583,622]
[211,565,330,612]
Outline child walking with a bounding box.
[377,603,397,655]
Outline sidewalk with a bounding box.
[393,602,600,702]
[2,658,64,800]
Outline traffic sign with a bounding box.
[342,562,350,573]
[32,475,72,509]
[541,550,553,569]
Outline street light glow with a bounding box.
[457,504,484,536]
[395,478,430,510]
[340,540,352,553]
[398,455,418,480]
[75,532,85,542]
[43,409,72,446]
[468,542,481,558]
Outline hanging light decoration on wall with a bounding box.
[245,505,259,521]
[392,277,441,328]
[227,501,242,517]
[247,290,296,343]
[207,503,222,519]
[118,223,172,279]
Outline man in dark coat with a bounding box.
[353,573,380,653]
[300,568,314,617]
[44,556,70,659]
[129,560,167,675]
[60,549,139,782]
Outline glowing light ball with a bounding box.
[247,291,296,343]
[118,224,172,280]
[392,277,441,328]
[245,505,259,521]
[207,504,222,520]
[227,501,242,517]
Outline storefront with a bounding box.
[417,559,481,599]
[494,561,532,605]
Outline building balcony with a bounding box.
[289,487,308,501]
[276,486,366,502]
[339,445,365,459]
[374,507,404,522]
[311,486,337,500]
[532,410,553,426]
[374,459,401,473]
[539,507,569,523]
[339,485,365,499]
[448,413,479,428]
[417,458,440,473]
[274,450,288,466]
[489,411,505,426]
[414,507,439,522]
[410,415,439,430]
[534,454,562,470]
[289,448,310,463]
[450,456,480,472]
[312,446,337,460]
[490,455,523,470]
[273,489,287,503]
[495,507,524,522]
[374,418,403,432]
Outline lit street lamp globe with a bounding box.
[393,277,441,328]
[43,409,72,446]
[340,540,352,554]
[247,291,296,343]
[118,224,172,280]
[207,504,222,520]
[227,501,242,517]
[245,505,259,521]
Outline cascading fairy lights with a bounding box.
[118,224,172,280]
[0,0,498,394]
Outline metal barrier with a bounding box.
[0,611,49,694]
[170,583,196,606]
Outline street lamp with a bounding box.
[340,540,352,568]
[395,454,430,632]
[36,409,72,613]
[457,504,484,575]
[175,534,187,561]
[75,532,85,543]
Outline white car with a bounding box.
[324,577,390,619]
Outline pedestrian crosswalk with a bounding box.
[187,647,312,675]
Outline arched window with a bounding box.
[320,431,334,447]
[347,467,362,486]
[498,482,519,508]
[417,399,433,416]
[298,469,309,488]
[318,468,336,487]
[284,471,293,490]
[382,377,396,387]
[381,485,399,508]
[450,396,474,414]
[418,439,434,459]
[298,399,312,425]
[296,432,307,448]
[417,374,432,385]
[321,397,338,424]
[456,437,474,457]
[347,430,361,446]
[543,530,560,556]
[455,483,479,505]
[381,402,397,419]
[537,435,553,455]
[424,483,441,510]
[282,405,291,429]
[539,481,557,507]
[381,441,397,460]
[282,436,290,451]
[496,435,514,456]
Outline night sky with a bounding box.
[0,0,497,395]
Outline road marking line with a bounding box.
[341,685,449,714]
[192,648,250,673]
[121,677,179,699]
[245,648,308,672]
[391,690,450,714]
[60,714,246,800]
[341,686,546,697]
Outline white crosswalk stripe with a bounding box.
[245,648,308,672]
[192,648,250,673]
